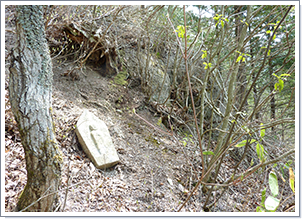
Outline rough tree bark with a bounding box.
[9,5,62,212]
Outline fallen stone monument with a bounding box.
[75,110,119,169]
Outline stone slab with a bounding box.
[75,110,119,169]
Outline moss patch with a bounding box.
[145,134,160,147]
[113,70,128,86]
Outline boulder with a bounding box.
[75,110,119,169]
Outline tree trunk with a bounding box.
[9,5,62,212]
[234,5,247,110]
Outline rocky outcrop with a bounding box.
[139,53,171,104]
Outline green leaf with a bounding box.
[250,139,257,144]
[266,30,271,34]
[203,151,214,155]
[256,143,264,161]
[250,158,254,167]
[177,25,184,31]
[273,34,276,40]
[285,160,293,167]
[269,171,279,197]
[176,25,185,38]
[203,62,208,69]
[221,20,224,28]
[268,49,271,56]
[265,196,280,211]
[261,188,266,204]
[289,168,295,193]
[202,50,207,59]
[236,55,242,63]
[203,62,212,69]
[256,206,265,212]
[280,73,291,77]
[278,79,284,91]
[213,14,221,21]
[236,139,256,148]
[235,140,247,147]
[182,140,187,147]
[275,82,279,91]
[157,117,162,126]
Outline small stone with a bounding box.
[167,178,173,186]
[178,184,184,192]
[71,167,80,176]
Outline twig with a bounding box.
[18,185,53,212]
[19,169,97,212]
[177,149,295,211]
[5,29,16,34]
[182,5,205,178]
[284,205,295,212]
[166,15,185,59]
[61,161,71,212]
[132,109,173,136]
[79,6,127,67]
[226,149,295,185]
[280,192,295,208]
[133,108,199,179]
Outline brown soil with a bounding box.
[5,60,202,212]
[4,59,265,212]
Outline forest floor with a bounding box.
[4,8,295,214]
[5,60,268,213]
